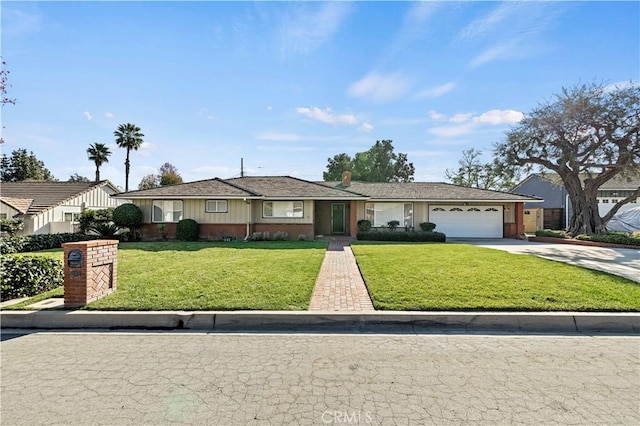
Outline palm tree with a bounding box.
[114,123,144,192]
[86,143,112,182]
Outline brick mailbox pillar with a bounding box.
[62,240,119,308]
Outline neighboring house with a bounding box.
[511,173,640,230]
[0,181,123,235]
[116,173,541,240]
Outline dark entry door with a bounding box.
[331,203,345,234]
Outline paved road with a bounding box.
[456,239,640,283]
[2,331,638,425]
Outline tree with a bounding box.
[138,174,159,190]
[323,140,415,182]
[445,148,520,191]
[114,123,144,192]
[1,57,16,145]
[158,162,183,186]
[86,142,112,182]
[137,162,183,190]
[495,82,640,235]
[68,173,90,182]
[0,149,55,182]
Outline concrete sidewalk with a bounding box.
[2,310,638,334]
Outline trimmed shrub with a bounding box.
[357,230,446,243]
[357,220,372,232]
[176,219,199,241]
[387,220,400,230]
[250,231,271,241]
[419,222,436,232]
[535,229,569,239]
[112,203,143,228]
[272,231,289,241]
[0,233,99,254]
[575,232,640,246]
[1,255,64,301]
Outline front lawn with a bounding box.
[352,243,640,311]
[8,241,326,310]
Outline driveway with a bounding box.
[454,239,640,283]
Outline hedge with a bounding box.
[176,219,199,241]
[0,255,64,302]
[575,232,640,246]
[0,233,99,254]
[357,230,446,243]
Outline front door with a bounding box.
[331,203,345,234]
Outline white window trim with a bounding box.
[206,199,228,213]
[263,201,304,218]
[152,200,184,223]
[365,202,414,228]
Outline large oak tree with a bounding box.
[495,82,640,235]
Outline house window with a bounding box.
[467,208,480,212]
[485,207,499,211]
[0,213,7,220]
[153,200,183,222]
[432,207,445,211]
[64,213,81,222]
[364,202,413,227]
[263,201,303,218]
[602,199,609,204]
[611,199,618,204]
[450,207,463,211]
[206,200,228,213]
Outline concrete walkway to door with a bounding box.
[309,238,375,311]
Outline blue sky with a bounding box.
[2,1,638,190]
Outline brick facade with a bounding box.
[504,202,526,238]
[140,223,313,241]
[252,223,314,240]
[63,240,118,308]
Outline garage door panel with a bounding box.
[430,205,503,238]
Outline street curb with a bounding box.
[1,311,638,333]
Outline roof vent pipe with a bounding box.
[342,171,352,187]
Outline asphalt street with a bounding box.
[1,331,638,425]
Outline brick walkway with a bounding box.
[309,239,375,311]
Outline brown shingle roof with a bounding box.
[116,178,258,198]
[225,176,364,199]
[0,197,33,214]
[0,181,116,215]
[321,181,541,202]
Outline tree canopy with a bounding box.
[68,173,90,182]
[137,162,183,190]
[114,123,144,192]
[87,142,112,182]
[495,82,640,235]
[445,148,520,192]
[0,149,56,182]
[323,140,415,182]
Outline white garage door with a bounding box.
[429,205,503,238]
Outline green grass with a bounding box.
[352,243,640,311]
[6,241,327,311]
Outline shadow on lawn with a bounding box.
[117,241,328,252]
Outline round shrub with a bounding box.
[357,219,372,232]
[176,219,199,241]
[112,203,143,228]
[419,222,436,232]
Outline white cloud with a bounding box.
[347,72,411,103]
[83,111,93,121]
[428,109,524,138]
[277,2,352,58]
[254,132,301,142]
[387,1,440,55]
[456,2,518,42]
[267,105,273,111]
[296,107,358,126]
[473,109,524,125]
[105,112,114,119]
[207,115,215,120]
[428,111,447,122]
[469,41,518,68]
[137,142,153,157]
[415,81,457,99]
[449,113,473,123]
[604,80,638,93]
[358,122,374,133]
[2,4,42,37]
